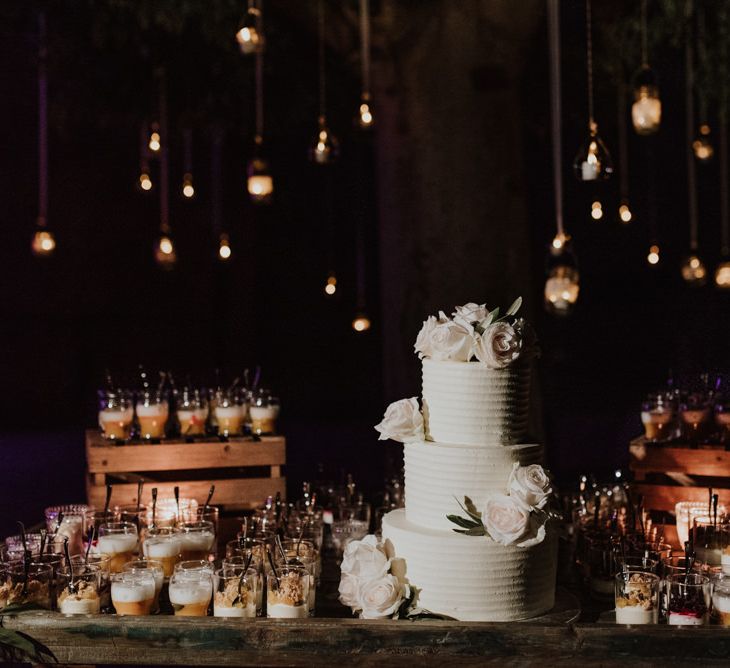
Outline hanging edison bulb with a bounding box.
[715,260,730,288]
[693,124,714,161]
[148,124,161,153]
[358,96,374,129]
[154,233,176,268]
[247,137,273,204]
[138,172,152,191]
[544,237,579,316]
[681,253,707,285]
[573,123,613,182]
[352,313,371,332]
[31,228,56,256]
[590,201,603,220]
[631,66,661,135]
[236,5,264,55]
[218,234,232,261]
[618,202,633,224]
[647,244,660,265]
[324,273,337,296]
[309,116,339,165]
[182,173,194,198]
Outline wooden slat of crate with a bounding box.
[86,432,286,474]
[632,482,730,514]
[629,436,730,480]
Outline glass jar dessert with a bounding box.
[275,550,317,616]
[97,522,138,573]
[215,391,244,437]
[5,563,53,610]
[177,388,208,437]
[136,390,169,440]
[641,393,675,442]
[266,565,309,618]
[142,529,181,577]
[71,553,112,612]
[250,391,280,436]
[123,559,164,613]
[680,394,712,443]
[614,571,659,624]
[98,389,134,441]
[168,571,212,616]
[177,521,215,561]
[214,567,258,618]
[712,573,730,626]
[693,517,722,567]
[666,573,711,625]
[57,565,101,615]
[111,571,156,616]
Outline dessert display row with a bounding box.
[97,368,280,442]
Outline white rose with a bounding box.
[428,320,474,362]
[340,534,390,580]
[358,574,404,619]
[482,494,530,546]
[474,321,522,368]
[374,398,424,443]
[338,573,361,610]
[508,464,553,511]
[453,302,489,326]
[414,316,438,358]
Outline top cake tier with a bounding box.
[422,357,530,445]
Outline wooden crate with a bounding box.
[629,435,730,514]
[85,430,286,511]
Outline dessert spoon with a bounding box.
[64,537,77,594]
[233,552,254,607]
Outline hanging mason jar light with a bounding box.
[247,137,273,203]
[632,67,661,135]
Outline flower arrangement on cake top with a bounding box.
[414,297,536,367]
[446,463,558,548]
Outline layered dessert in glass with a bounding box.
[250,391,280,435]
[214,392,244,437]
[142,530,181,577]
[712,575,730,626]
[214,568,258,618]
[614,571,659,624]
[57,566,101,615]
[177,388,208,437]
[97,522,138,573]
[680,395,712,443]
[99,390,134,441]
[72,553,112,611]
[266,566,309,618]
[693,517,722,567]
[177,521,215,561]
[136,390,169,440]
[123,560,164,613]
[111,571,156,615]
[5,563,53,610]
[641,393,675,442]
[666,573,710,625]
[169,571,212,616]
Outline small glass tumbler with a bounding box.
[250,391,280,436]
[214,567,259,618]
[142,528,182,578]
[666,573,711,625]
[680,395,712,443]
[174,560,215,575]
[169,571,213,616]
[7,562,53,609]
[123,559,164,613]
[72,553,111,612]
[97,522,139,573]
[641,393,675,442]
[136,390,169,440]
[116,504,149,533]
[57,564,101,615]
[275,551,317,617]
[712,573,730,626]
[693,517,722,567]
[177,388,208,437]
[98,389,134,441]
[614,571,659,624]
[266,565,309,618]
[111,571,156,616]
[215,391,244,437]
[177,521,216,561]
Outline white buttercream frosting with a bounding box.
[422,358,530,446]
[404,441,543,530]
[382,509,556,621]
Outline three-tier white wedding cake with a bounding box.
[376,299,558,621]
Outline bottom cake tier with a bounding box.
[382,509,557,622]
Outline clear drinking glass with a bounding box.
[169,571,213,616]
[666,573,711,625]
[6,563,53,609]
[177,521,215,561]
[116,504,149,533]
[136,390,169,440]
[214,567,258,618]
[680,394,712,443]
[57,564,101,615]
[250,390,280,436]
[614,571,659,624]
[98,389,134,441]
[712,573,730,626]
[123,559,164,613]
[97,522,138,573]
[693,517,722,567]
[174,560,215,575]
[142,528,181,577]
[215,390,244,437]
[111,571,156,616]
[177,389,208,437]
[45,505,89,556]
[274,549,317,616]
[641,393,675,442]
[266,565,309,618]
[71,553,111,612]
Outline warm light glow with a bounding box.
[182,174,194,198]
[681,253,707,285]
[310,119,339,165]
[154,234,176,267]
[148,131,161,152]
[235,19,262,55]
[139,173,152,191]
[159,237,173,255]
[618,204,632,223]
[358,103,373,128]
[218,237,232,260]
[247,174,274,199]
[544,266,579,315]
[352,315,371,332]
[31,230,56,256]
[715,261,730,288]
[551,231,570,250]
[590,201,603,220]
[647,245,660,265]
[631,86,661,135]
[693,126,714,161]
[325,274,337,295]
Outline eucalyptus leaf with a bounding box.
[455,496,482,523]
[463,496,481,519]
[489,307,500,322]
[505,296,522,316]
[446,514,481,530]
[452,526,487,536]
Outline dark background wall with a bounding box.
[0,0,728,538]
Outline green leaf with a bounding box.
[506,296,522,316]
[488,307,500,322]
[446,514,481,530]
[463,496,481,519]
[452,526,487,536]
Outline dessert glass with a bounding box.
[99,389,134,441]
[71,553,111,612]
[275,550,317,616]
[266,565,309,619]
[214,567,258,618]
[84,509,120,543]
[174,560,215,575]
[177,521,215,561]
[666,573,711,625]
[6,563,53,609]
[693,517,722,567]
[142,528,181,577]
[177,389,208,437]
[136,390,169,440]
[680,395,712,443]
[169,571,213,616]
[123,560,164,613]
[57,565,101,615]
[111,571,156,616]
[0,565,9,610]
[215,391,244,437]
[641,393,675,442]
[614,571,659,624]
[712,573,730,626]
[250,391,280,435]
[98,522,138,573]
[2,534,42,563]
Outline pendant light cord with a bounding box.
[640,0,649,68]
[617,79,629,201]
[159,73,170,235]
[318,0,326,119]
[548,0,564,238]
[38,11,48,227]
[585,0,595,130]
[359,0,371,99]
[721,2,729,255]
[255,0,265,139]
[685,0,698,251]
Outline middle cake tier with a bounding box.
[404,440,544,530]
